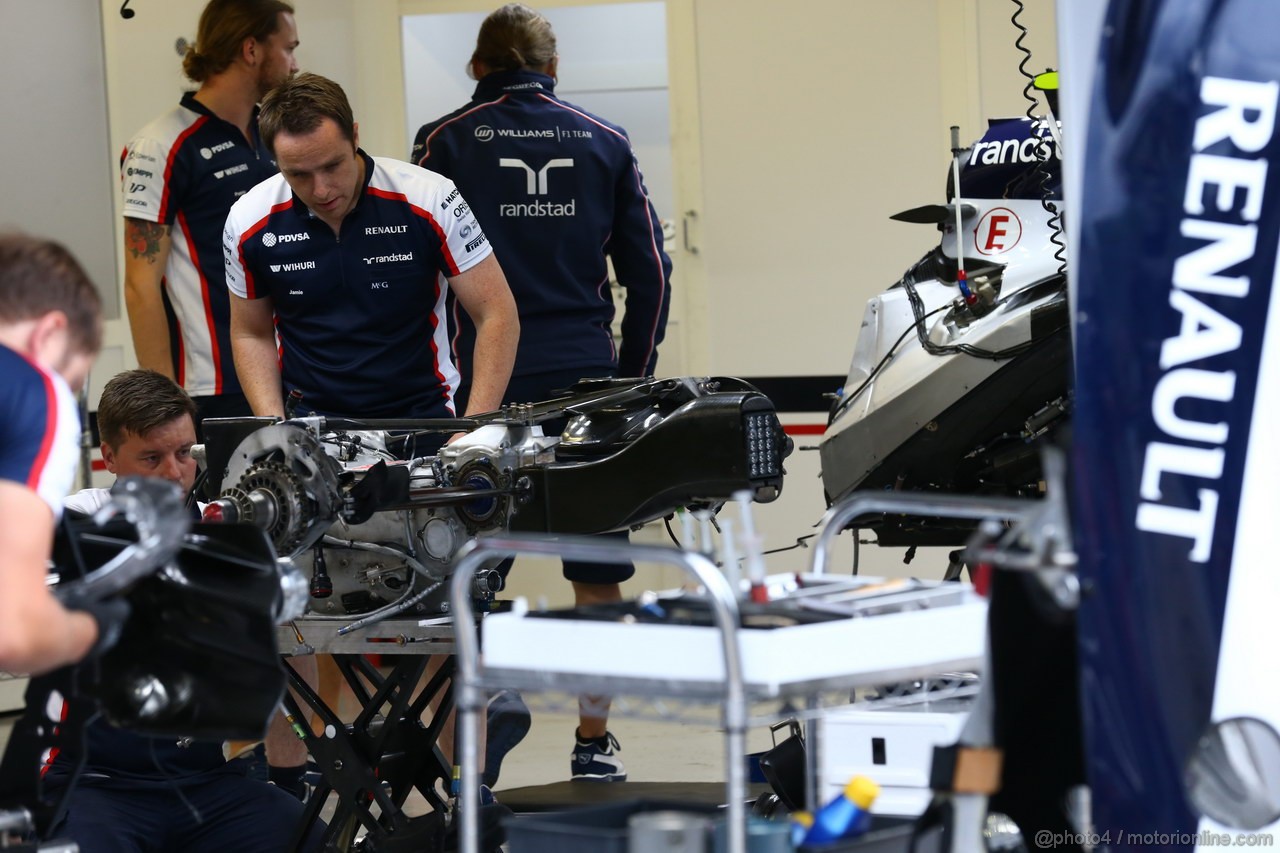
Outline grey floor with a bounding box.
[0,685,775,810]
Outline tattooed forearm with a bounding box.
[125,218,169,263]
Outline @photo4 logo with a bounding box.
[474,125,494,142]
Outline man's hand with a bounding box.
[73,597,132,660]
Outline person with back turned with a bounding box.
[411,2,674,783]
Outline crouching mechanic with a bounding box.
[46,369,323,853]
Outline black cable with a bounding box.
[149,737,203,824]
[663,514,681,547]
[829,302,950,424]
[187,466,208,510]
[902,275,1039,361]
[761,533,816,557]
[1011,0,1069,277]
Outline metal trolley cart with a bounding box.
[449,493,1033,853]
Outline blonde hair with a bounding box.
[183,0,294,82]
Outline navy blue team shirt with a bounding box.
[225,150,493,418]
[122,92,278,399]
[0,345,81,518]
[412,69,672,380]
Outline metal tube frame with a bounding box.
[449,492,1034,853]
[449,533,747,853]
[809,493,1033,576]
[807,490,1035,838]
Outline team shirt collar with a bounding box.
[179,91,266,146]
[473,69,556,101]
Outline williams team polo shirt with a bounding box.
[0,345,80,519]
[122,92,278,398]
[223,151,492,418]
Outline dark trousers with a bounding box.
[191,392,253,443]
[47,764,324,853]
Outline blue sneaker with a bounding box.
[484,690,531,788]
[570,730,627,782]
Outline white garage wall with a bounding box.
[689,0,1058,580]
[694,0,1058,378]
[0,0,117,315]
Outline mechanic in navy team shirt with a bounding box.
[410,3,673,782]
[0,234,120,675]
[121,0,299,433]
[225,72,519,421]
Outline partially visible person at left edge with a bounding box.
[0,233,121,674]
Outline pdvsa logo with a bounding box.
[200,140,235,160]
[262,231,310,248]
[474,125,494,142]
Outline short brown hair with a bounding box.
[471,3,556,78]
[0,233,102,354]
[97,370,198,449]
[183,0,295,82]
[258,72,355,153]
